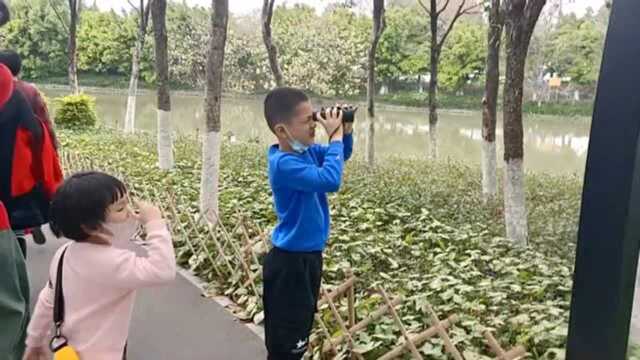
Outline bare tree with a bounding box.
[502,0,546,246]
[366,0,386,166]
[151,0,173,170]
[418,0,479,159]
[124,0,153,133]
[262,0,284,87]
[200,0,229,221]
[481,0,503,201]
[50,0,81,93]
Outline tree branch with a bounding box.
[437,0,468,49]
[373,0,385,43]
[263,0,276,26]
[494,0,504,26]
[436,0,453,16]
[524,0,546,36]
[142,0,153,31]
[127,0,139,13]
[379,5,386,38]
[417,0,433,16]
[461,2,481,15]
[49,0,70,35]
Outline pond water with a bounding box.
[43,89,591,175]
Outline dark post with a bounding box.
[567,0,640,359]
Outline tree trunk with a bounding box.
[152,0,173,170]
[262,0,284,87]
[428,2,439,160]
[421,0,478,160]
[68,0,79,94]
[366,0,385,167]
[481,0,502,201]
[124,43,142,133]
[200,0,229,222]
[125,0,151,134]
[503,55,528,246]
[428,50,439,160]
[503,50,527,246]
[502,0,546,246]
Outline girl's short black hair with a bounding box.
[50,171,127,241]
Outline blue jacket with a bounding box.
[268,134,353,252]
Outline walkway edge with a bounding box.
[176,267,266,340]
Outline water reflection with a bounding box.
[43,89,591,175]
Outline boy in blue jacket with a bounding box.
[262,87,353,359]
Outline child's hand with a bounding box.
[316,107,343,141]
[133,200,163,224]
[336,103,354,134]
[23,346,48,360]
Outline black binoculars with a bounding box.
[312,105,358,123]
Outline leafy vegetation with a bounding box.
[439,22,486,92]
[60,128,581,358]
[375,91,594,117]
[54,94,98,129]
[544,14,604,86]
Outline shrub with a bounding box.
[54,93,98,129]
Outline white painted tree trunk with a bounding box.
[124,50,141,133]
[157,109,174,170]
[504,158,528,246]
[124,93,137,133]
[429,121,438,160]
[366,115,375,166]
[200,131,221,223]
[481,139,497,200]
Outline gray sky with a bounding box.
[95,0,606,17]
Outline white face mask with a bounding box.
[102,217,141,245]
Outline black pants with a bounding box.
[263,247,322,360]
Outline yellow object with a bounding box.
[549,77,562,88]
[54,346,80,360]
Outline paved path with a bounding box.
[26,233,267,360]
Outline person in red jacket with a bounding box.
[0,49,57,149]
[0,63,62,254]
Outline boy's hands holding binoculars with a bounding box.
[314,104,356,141]
[315,106,344,141]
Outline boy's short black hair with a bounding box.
[50,171,127,241]
[0,50,21,76]
[264,87,309,133]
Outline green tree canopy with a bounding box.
[0,0,68,78]
[376,6,429,83]
[545,14,604,86]
[439,21,486,91]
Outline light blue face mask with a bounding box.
[289,138,310,154]
[282,126,310,154]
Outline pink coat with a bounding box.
[26,220,176,359]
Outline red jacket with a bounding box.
[0,89,62,230]
[14,80,57,148]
